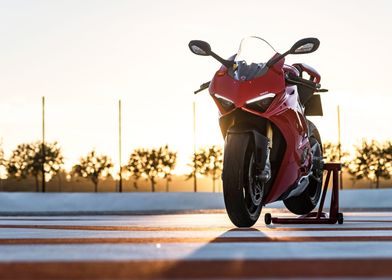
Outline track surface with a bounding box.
[1,211,392,279]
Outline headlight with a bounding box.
[246,93,275,112]
[214,94,235,111]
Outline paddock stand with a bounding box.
[264,163,344,225]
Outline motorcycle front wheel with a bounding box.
[222,133,263,227]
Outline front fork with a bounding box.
[259,122,273,182]
[252,124,272,205]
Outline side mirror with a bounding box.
[266,37,320,67]
[289,38,320,54]
[188,40,235,69]
[189,40,212,56]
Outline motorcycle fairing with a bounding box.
[210,60,312,204]
[210,60,285,111]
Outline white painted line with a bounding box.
[0,213,391,226]
[1,228,392,239]
[1,242,392,262]
[0,214,232,227]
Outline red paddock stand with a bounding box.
[264,163,344,225]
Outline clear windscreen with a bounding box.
[233,36,277,81]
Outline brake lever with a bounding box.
[194,81,211,94]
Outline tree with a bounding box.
[187,149,207,192]
[188,145,223,192]
[7,142,64,192]
[161,145,177,192]
[0,142,6,189]
[126,150,143,189]
[126,145,177,192]
[323,142,349,164]
[323,142,352,189]
[348,140,392,188]
[71,150,113,192]
[0,143,4,167]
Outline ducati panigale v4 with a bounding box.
[189,37,328,227]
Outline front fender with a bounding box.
[226,127,269,174]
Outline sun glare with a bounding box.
[0,1,391,177]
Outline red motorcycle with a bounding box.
[189,37,327,227]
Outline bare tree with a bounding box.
[71,150,113,192]
[188,146,223,192]
[7,142,63,192]
[348,140,392,188]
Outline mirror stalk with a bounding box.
[266,50,289,68]
[210,52,235,69]
[266,38,320,68]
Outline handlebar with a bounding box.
[194,74,328,95]
[285,73,328,93]
[194,81,211,94]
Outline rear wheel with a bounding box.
[223,134,263,227]
[283,122,323,215]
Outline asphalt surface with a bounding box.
[1,211,392,279]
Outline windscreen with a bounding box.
[233,37,277,81]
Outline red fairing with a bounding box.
[265,85,311,202]
[210,59,312,203]
[210,60,286,110]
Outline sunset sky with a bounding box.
[0,0,391,172]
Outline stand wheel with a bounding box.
[264,213,272,225]
[337,213,344,224]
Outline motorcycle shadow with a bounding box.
[160,228,272,279]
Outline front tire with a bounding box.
[283,122,323,215]
[222,134,263,227]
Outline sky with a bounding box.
[0,0,391,172]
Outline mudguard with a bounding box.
[226,127,269,171]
